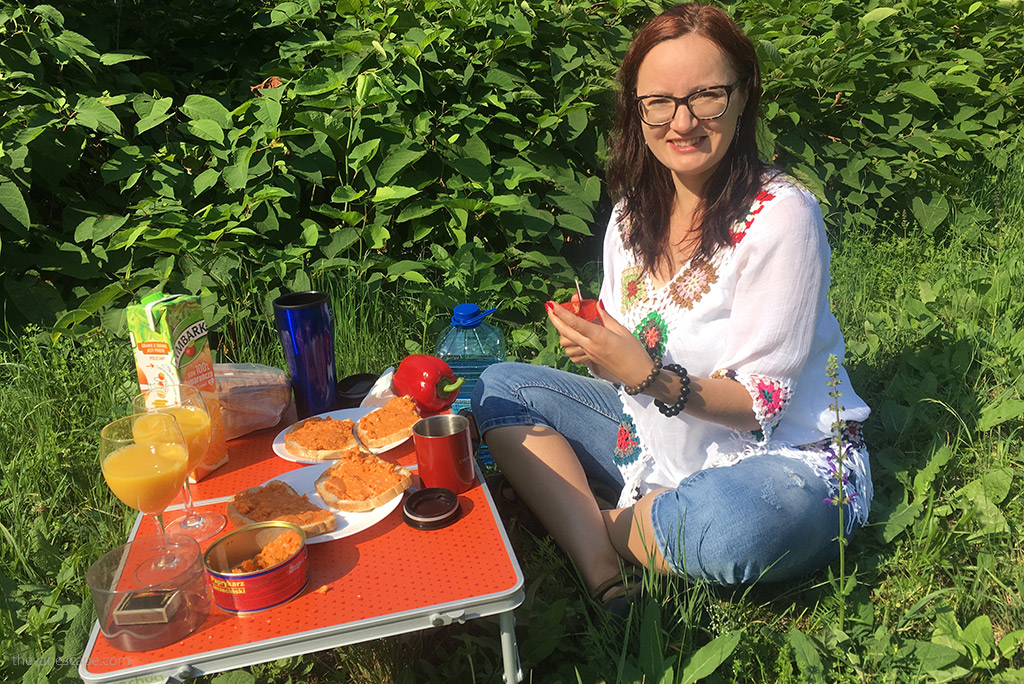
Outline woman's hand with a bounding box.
[546,300,655,386]
[547,299,759,429]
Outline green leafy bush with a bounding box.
[1,0,1022,355]
[743,0,1024,241]
[0,0,649,347]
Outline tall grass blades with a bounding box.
[0,332,135,681]
[216,268,418,376]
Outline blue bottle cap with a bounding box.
[451,303,497,328]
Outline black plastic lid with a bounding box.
[402,488,461,530]
[336,373,379,409]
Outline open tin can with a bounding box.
[204,521,308,613]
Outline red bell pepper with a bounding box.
[392,354,465,414]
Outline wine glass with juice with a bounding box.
[133,384,226,540]
[99,412,192,583]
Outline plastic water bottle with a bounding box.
[434,303,506,472]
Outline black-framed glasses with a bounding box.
[636,82,739,126]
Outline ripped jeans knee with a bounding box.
[649,456,858,586]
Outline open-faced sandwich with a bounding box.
[314,450,412,512]
[227,480,337,536]
[284,416,361,461]
[356,395,421,450]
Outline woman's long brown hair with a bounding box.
[606,2,767,273]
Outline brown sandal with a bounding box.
[590,567,646,619]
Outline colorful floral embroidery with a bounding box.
[709,369,758,435]
[633,311,669,357]
[620,266,646,313]
[667,259,718,310]
[613,413,642,466]
[730,189,777,245]
[757,378,786,414]
[751,375,791,424]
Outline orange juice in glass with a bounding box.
[133,384,225,540]
[134,405,211,472]
[100,412,191,583]
[102,440,189,513]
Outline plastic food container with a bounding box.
[86,535,210,652]
[212,363,292,440]
[204,522,308,613]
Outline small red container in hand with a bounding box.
[560,294,600,323]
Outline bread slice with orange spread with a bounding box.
[227,480,337,536]
[314,450,412,512]
[284,416,360,461]
[356,395,420,450]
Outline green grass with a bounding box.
[214,272,423,374]
[3,165,1024,682]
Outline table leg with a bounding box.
[499,610,523,683]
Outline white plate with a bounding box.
[272,407,412,463]
[264,462,404,543]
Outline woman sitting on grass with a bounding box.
[470,1,872,615]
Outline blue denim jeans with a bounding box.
[473,362,857,586]
[473,361,624,490]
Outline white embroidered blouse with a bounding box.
[601,173,872,528]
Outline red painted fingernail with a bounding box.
[544,301,555,312]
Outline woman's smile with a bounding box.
[668,135,707,153]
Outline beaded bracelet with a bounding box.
[623,356,662,396]
[654,364,690,417]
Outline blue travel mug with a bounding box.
[273,291,338,419]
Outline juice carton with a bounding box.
[127,293,228,481]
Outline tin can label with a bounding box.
[208,549,308,613]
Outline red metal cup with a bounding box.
[412,415,476,494]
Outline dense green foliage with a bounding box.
[1,0,1022,349]
[747,0,1024,239]
[1,0,1023,681]
[1,0,639,347]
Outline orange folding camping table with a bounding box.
[79,426,525,683]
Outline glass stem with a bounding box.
[178,481,200,528]
[151,512,169,540]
